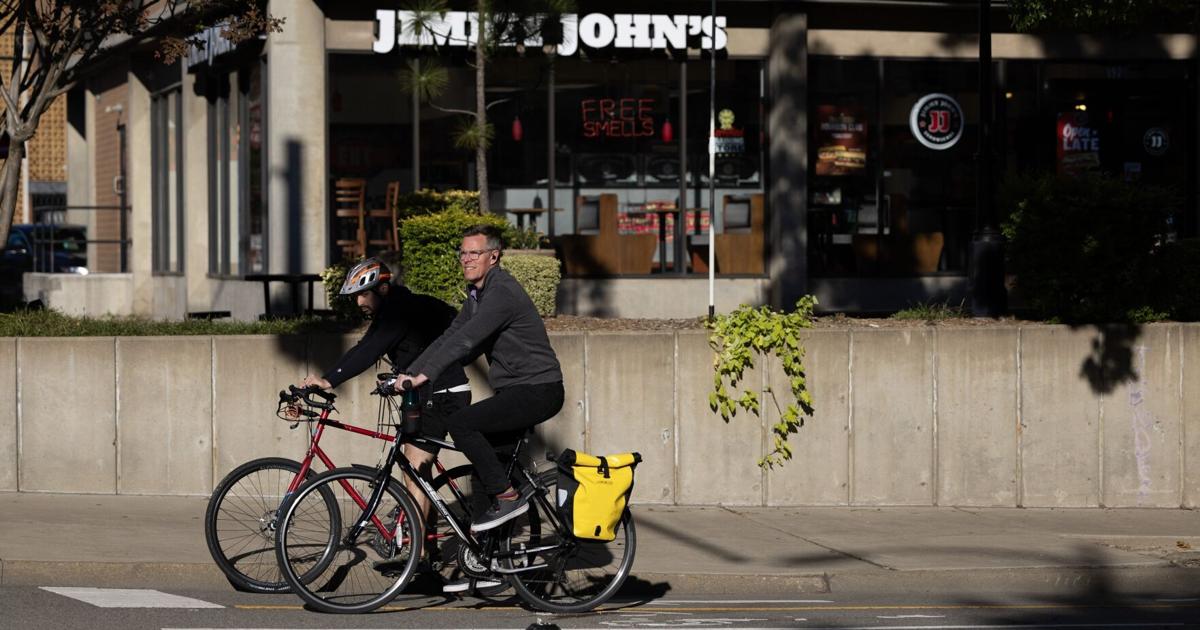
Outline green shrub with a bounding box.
[999,173,1175,323]
[0,309,350,337]
[892,300,967,322]
[506,226,549,250]
[500,254,561,317]
[400,209,511,306]
[319,260,363,322]
[394,189,480,219]
[1153,238,1200,321]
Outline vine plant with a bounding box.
[706,296,818,468]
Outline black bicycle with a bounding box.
[272,379,636,614]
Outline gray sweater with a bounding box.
[409,266,563,390]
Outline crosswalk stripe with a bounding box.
[39,587,223,609]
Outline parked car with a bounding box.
[1,224,88,306]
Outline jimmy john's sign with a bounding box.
[372,11,728,56]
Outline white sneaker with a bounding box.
[443,577,504,594]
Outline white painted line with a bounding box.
[40,587,223,609]
[878,615,948,619]
[801,624,1186,630]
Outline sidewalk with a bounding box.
[1,492,1198,597]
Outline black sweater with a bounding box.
[323,286,468,392]
[409,267,562,390]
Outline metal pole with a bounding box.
[679,60,688,270]
[707,0,716,319]
[413,59,421,192]
[970,0,1005,316]
[547,52,556,237]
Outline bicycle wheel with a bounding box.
[276,467,424,614]
[429,465,506,595]
[501,470,637,613]
[204,457,337,593]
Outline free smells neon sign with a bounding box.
[372,11,728,56]
[580,98,656,139]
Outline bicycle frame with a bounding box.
[348,430,575,575]
[282,403,457,547]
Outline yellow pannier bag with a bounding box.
[555,449,641,541]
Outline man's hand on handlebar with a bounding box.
[397,373,430,391]
[300,374,332,391]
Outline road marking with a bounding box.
[39,587,222,609]
[879,615,948,619]
[802,625,1186,630]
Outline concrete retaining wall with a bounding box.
[2,323,1198,507]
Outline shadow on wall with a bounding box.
[554,243,615,318]
[270,138,309,367]
[1073,323,1144,395]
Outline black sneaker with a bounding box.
[470,487,534,533]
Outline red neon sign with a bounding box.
[581,98,656,139]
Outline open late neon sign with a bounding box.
[581,98,656,139]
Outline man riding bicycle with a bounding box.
[401,224,564,592]
[297,257,470,547]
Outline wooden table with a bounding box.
[244,273,323,319]
[507,207,558,230]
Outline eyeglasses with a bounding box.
[457,248,495,261]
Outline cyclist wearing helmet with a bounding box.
[297,258,470,544]
[401,225,564,539]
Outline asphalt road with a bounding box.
[2,580,1198,630]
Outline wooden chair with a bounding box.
[557,194,656,275]
[366,181,401,254]
[333,178,367,260]
[714,193,765,274]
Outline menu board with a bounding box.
[815,105,867,176]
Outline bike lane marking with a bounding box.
[40,587,223,608]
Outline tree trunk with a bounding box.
[474,5,489,215]
[0,141,26,245]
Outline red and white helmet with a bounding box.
[339,258,392,296]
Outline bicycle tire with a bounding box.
[204,457,338,593]
[501,470,636,613]
[429,464,508,597]
[275,467,424,614]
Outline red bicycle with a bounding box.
[203,382,480,593]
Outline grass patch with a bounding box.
[0,309,358,337]
[892,300,968,322]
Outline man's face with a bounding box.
[460,234,499,286]
[356,287,384,318]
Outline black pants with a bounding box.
[447,381,564,495]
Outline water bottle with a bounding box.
[400,380,421,435]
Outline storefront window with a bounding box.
[206,58,267,276]
[808,57,977,277]
[151,86,183,274]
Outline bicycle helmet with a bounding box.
[339,258,392,296]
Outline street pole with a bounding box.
[413,59,420,192]
[707,0,716,319]
[970,0,1006,316]
[547,49,556,237]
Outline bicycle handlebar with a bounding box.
[281,384,337,410]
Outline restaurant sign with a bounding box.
[909,93,964,151]
[373,11,727,56]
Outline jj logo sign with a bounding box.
[909,93,964,151]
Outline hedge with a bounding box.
[500,253,561,317]
[0,309,350,337]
